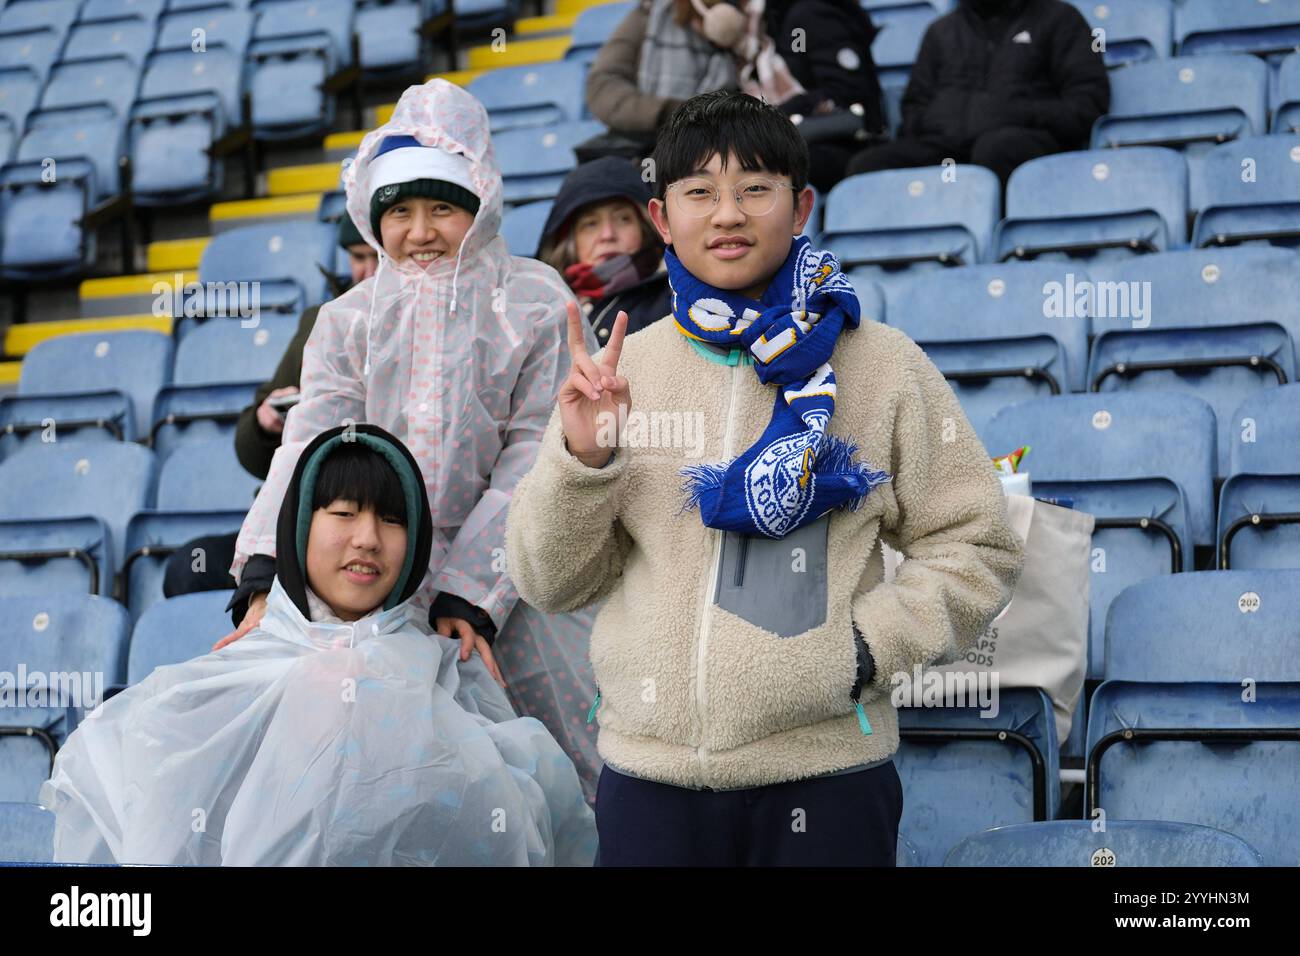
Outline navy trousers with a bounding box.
[594,761,903,867]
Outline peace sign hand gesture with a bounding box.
[559,301,631,470]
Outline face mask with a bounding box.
[690,0,748,50]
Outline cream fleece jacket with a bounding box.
[505,316,1025,790]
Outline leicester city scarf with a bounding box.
[671,234,892,539]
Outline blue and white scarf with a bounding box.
[671,234,892,539]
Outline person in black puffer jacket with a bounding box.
[536,156,672,345]
[846,0,1109,185]
[763,0,886,193]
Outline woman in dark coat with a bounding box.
[536,156,672,345]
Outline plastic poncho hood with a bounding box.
[276,423,434,619]
[344,78,506,374]
[232,76,590,634]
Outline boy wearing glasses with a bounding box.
[506,90,1024,866]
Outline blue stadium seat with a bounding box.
[247,0,356,140]
[1217,383,1300,569]
[1087,247,1300,478]
[0,330,173,454]
[468,61,590,134]
[870,4,935,89]
[172,313,298,386]
[1067,0,1172,66]
[983,392,1215,678]
[0,65,42,136]
[318,188,347,223]
[886,263,1089,434]
[0,593,132,802]
[495,120,606,205]
[356,0,422,73]
[131,43,248,205]
[0,0,82,37]
[500,198,553,257]
[128,590,237,684]
[946,820,1264,866]
[1092,55,1269,151]
[17,105,127,203]
[197,220,338,316]
[116,440,255,617]
[895,832,921,867]
[821,166,1000,297]
[423,0,516,33]
[39,55,141,121]
[1276,52,1300,132]
[1191,134,1300,249]
[0,442,158,597]
[0,737,51,804]
[150,315,298,454]
[994,147,1188,261]
[0,26,64,81]
[155,438,260,511]
[1088,569,1300,867]
[0,803,56,864]
[81,0,167,20]
[1175,0,1300,58]
[121,512,244,619]
[1,103,128,280]
[896,687,1060,866]
[0,114,15,167]
[64,15,157,65]
[564,1,633,66]
[156,4,255,63]
[870,5,937,133]
[803,183,823,239]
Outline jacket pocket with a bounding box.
[850,623,876,735]
[713,515,830,637]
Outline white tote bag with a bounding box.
[883,494,1094,745]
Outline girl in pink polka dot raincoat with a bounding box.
[227,78,604,801]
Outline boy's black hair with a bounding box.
[311,441,408,525]
[651,91,810,201]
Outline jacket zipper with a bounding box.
[590,296,619,338]
[694,361,742,780]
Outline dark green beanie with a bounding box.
[369,179,481,244]
[337,213,365,250]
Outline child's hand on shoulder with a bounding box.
[434,616,506,688]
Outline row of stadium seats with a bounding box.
[0,439,252,612]
[820,137,1300,285]
[14,243,1300,463]
[0,0,628,280]
[4,357,1300,666]
[0,796,1271,865]
[3,564,1297,864]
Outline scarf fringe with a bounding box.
[677,437,892,519]
[819,433,894,513]
[678,460,733,514]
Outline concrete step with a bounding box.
[4,314,173,359]
[267,162,342,197]
[147,237,210,273]
[208,192,323,233]
[79,272,198,318]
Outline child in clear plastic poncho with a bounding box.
[222,79,606,802]
[41,424,597,866]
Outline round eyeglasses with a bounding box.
[666,176,793,218]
